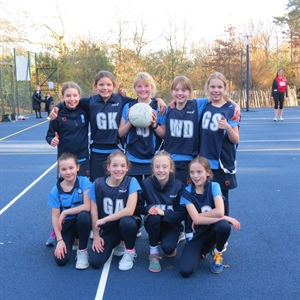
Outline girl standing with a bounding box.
[138,151,185,272]
[271,68,288,121]
[46,82,90,178]
[88,151,141,271]
[179,156,240,278]
[118,72,166,184]
[47,152,92,269]
[164,75,209,185]
[199,72,240,216]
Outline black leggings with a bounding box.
[90,216,141,269]
[54,211,91,266]
[273,92,285,109]
[90,152,109,182]
[144,215,180,256]
[222,189,229,216]
[179,220,231,278]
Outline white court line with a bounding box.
[240,139,300,142]
[238,148,300,152]
[0,161,57,215]
[0,156,112,300]
[95,252,113,300]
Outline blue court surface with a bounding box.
[0,107,299,300]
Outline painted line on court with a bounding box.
[0,161,57,215]
[240,139,300,142]
[0,121,48,141]
[95,253,113,300]
[237,148,300,152]
[0,152,56,155]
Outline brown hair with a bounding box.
[276,69,284,77]
[57,152,79,168]
[106,150,130,174]
[171,75,193,94]
[61,81,82,96]
[188,156,213,180]
[94,70,116,88]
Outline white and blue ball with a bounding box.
[128,103,153,128]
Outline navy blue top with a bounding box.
[199,101,239,172]
[46,103,89,160]
[88,176,141,233]
[164,99,208,161]
[138,176,185,228]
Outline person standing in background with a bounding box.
[271,69,288,121]
[45,92,54,119]
[32,85,43,119]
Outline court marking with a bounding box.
[95,253,113,300]
[240,139,300,142]
[238,148,300,151]
[0,161,57,215]
[0,121,48,141]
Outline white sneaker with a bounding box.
[75,249,89,269]
[177,231,186,244]
[136,230,142,237]
[279,117,284,121]
[118,251,137,271]
[273,117,277,121]
[113,242,125,256]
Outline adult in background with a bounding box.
[32,85,43,118]
[45,92,54,119]
[271,68,288,121]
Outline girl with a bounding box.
[179,156,240,278]
[46,82,90,178]
[45,82,90,246]
[138,151,185,272]
[88,151,141,271]
[271,68,288,121]
[47,152,92,269]
[118,72,166,184]
[164,75,209,185]
[199,72,240,216]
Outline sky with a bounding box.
[3,0,288,51]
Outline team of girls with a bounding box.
[47,71,241,274]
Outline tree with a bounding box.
[212,25,242,91]
[273,0,300,85]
